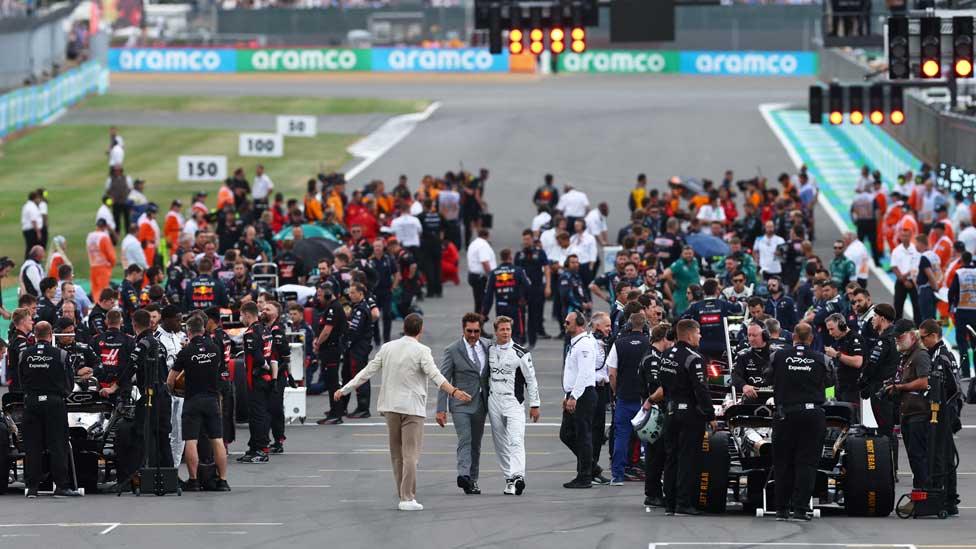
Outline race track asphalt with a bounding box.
[0,73,968,549]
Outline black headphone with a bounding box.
[751,321,769,343]
[826,312,848,331]
[689,286,704,302]
[573,311,587,327]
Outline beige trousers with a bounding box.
[385,412,425,502]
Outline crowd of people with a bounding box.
[0,126,969,519]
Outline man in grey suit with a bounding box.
[436,312,491,495]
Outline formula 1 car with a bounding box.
[1,379,137,494]
[694,396,895,517]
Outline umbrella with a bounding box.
[679,177,704,195]
[686,232,729,259]
[274,224,339,242]
[292,237,340,268]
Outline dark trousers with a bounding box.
[870,396,900,475]
[551,285,564,327]
[23,395,69,490]
[645,439,668,498]
[591,384,609,476]
[421,238,442,297]
[319,347,343,417]
[663,410,706,509]
[559,386,596,480]
[918,286,936,322]
[894,280,920,320]
[855,219,880,263]
[527,294,546,346]
[22,229,37,259]
[112,202,130,235]
[955,311,976,378]
[247,384,272,452]
[468,274,487,315]
[444,220,462,250]
[341,354,370,413]
[901,416,929,489]
[220,382,235,445]
[374,291,393,344]
[497,305,526,345]
[270,374,286,443]
[772,408,826,514]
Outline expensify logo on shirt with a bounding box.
[108,48,237,73]
[679,51,817,77]
[372,48,509,73]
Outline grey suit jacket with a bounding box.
[437,337,491,414]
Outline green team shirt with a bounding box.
[669,258,701,315]
[829,256,856,286]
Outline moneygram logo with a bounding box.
[680,51,816,76]
[111,49,234,72]
[246,49,364,71]
[560,51,676,73]
[374,48,507,72]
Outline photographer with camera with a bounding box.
[887,319,931,497]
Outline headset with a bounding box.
[825,312,848,331]
[689,285,705,302]
[572,310,587,327]
[750,321,769,343]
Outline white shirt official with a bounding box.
[584,208,607,237]
[569,231,598,264]
[96,204,115,231]
[754,234,785,275]
[21,200,42,232]
[556,189,590,219]
[109,143,125,167]
[391,214,423,247]
[466,237,496,276]
[891,243,921,278]
[122,233,148,269]
[563,332,596,399]
[252,173,274,200]
[532,211,552,233]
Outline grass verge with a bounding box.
[78,94,430,116]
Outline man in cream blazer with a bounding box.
[336,313,471,511]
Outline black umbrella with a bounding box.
[292,237,339,268]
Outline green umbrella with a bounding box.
[273,224,339,242]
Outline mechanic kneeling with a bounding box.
[20,321,83,498]
[732,322,772,404]
[167,314,230,492]
[765,322,831,521]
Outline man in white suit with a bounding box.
[336,313,472,511]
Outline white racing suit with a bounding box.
[486,341,540,480]
[156,327,187,466]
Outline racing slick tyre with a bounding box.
[697,430,731,513]
[844,434,894,517]
[233,359,249,423]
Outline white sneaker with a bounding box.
[398,500,424,511]
[503,480,516,495]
